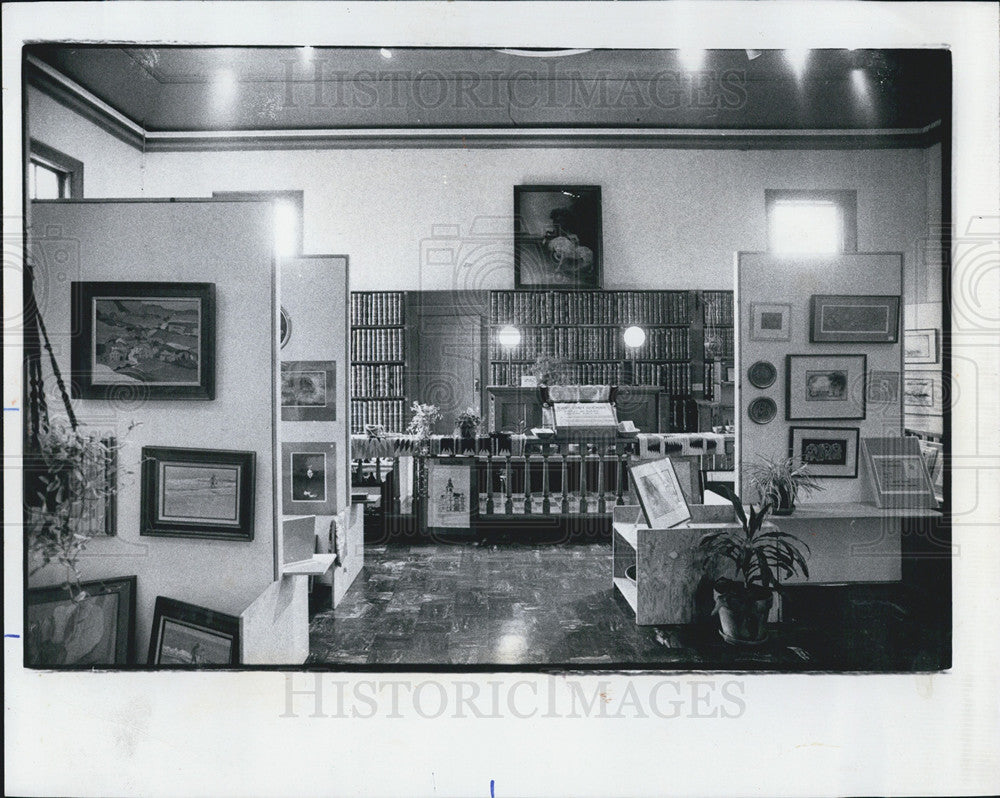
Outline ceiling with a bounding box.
[27,46,950,135]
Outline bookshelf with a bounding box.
[350,291,406,433]
[488,289,733,432]
[700,290,735,410]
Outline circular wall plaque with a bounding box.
[747,360,777,389]
[748,397,777,424]
[280,306,291,349]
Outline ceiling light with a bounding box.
[745,49,762,61]
[623,326,647,349]
[678,49,706,71]
[496,48,593,58]
[380,48,393,59]
[784,48,810,78]
[299,46,315,62]
[497,325,521,349]
[851,68,869,95]
[213,69,237,103]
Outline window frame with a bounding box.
[29,139,84,198]
[212,190,304,256]
[765,189,858,254]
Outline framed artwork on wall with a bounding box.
[785,353,867,420]
[788,426,860,478]
[904,328,940,364]
[141,446,256,540]
[903,371,944,416]
[629,457,691,529]
[281,441,338,515]
[749,302,791,341]
[281,360,336,421]
[514,185,602,290]
[866,370,901,405]
[147,596,240,666]
[809,294,900,343]
[426,459,476,532]
[26,576,137,667]
[71,281,216,400]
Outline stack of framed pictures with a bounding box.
[860,436,937,509]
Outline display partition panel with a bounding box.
[737,253,904,506]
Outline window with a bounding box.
[29,140,84,198]
[212,190,304,257]
[766,190,857,255]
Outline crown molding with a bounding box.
[26,55,943,153]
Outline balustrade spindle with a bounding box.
[597,454,606,514]
[541,451,551,514]
[485,453,494,514]
[616,452,627,506]
[579,454,588,514]
[523,455,533,515]
[560,454,569,514]
[504,454,513,515]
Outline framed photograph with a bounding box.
[905,328,940,364]
[904,371,943,416]
[629,457,691,529]
[514,185,602,289]
[148,596,240,666]
[809,294,900,343]
[281,360,336,421]
[749,302,791,341]
[866,370,901,404]
[860,436,936,509]
[71,281,215,400]
[785,353,867,420]
[141,446,256,540]
[788,426,860,478]
[426,460,476,531]
[26,576,136,667]
[282,441,338,515]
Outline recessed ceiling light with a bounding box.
[678,49,705,71]
[784,48,810,77]
[213,69,237,102]
[380,48,393,59]
[300,46,315,62]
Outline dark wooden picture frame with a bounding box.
[141,446,256,540]
[281,441,338,515]
[281,360,336,421]
[788,426,860,478]
[71,281,216,400]
[26,576,137,667]
[148,596,240,666]
[514,185,602,290]
[809,294,900,343]
[785,353,867,420]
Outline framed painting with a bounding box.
[629,457,691,529]
[71,281,215,400]
[426,459,476,532]
[866,370,901,405]
[148,596,240,666]
[860,436,936,509]
[749,302,792,341]
[141,446,256,540]
[905,328,940,364]
[26,576,137,668]
[788,426,860,478]
[514,185,602,289]
[809,294,900,343]
[785,354,867,420]
[281,360,336,421]
[904,371,943,416]
[282,441,338,515]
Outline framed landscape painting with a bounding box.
[148,596,240,667]
[785,353,867,420]
[71,282,216,400]
[141,446,256,540]
[514,185,602,289]
[281,360,336,421]
[26,576,137,668]
[809,294,900,343]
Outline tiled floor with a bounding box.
[307,541,948,669]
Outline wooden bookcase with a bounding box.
[487,290,733,432]
[349,291,406,433]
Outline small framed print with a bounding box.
[141,447,256,540]
[71,281,216,400]
[629,457,692,529]
[788,426,860,478]
[905,328,940,364]
[809,294,900,343]
[148,596,240,667]
[785,354,866,420]
[904,371,943,416]
[282,441,338,515]
[281,360,336,421]
[866,370,901,404]
[426,459,476,532]
[749,302,791,341]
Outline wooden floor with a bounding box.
[307,540,949,670]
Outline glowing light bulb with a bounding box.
[623,326,647,348]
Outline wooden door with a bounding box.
[413,311,482,433]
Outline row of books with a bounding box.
[490,362,624,386]
[350,364,404,398]
[631,363,694,394]
[489,327,691,363]
[623,328,690,361]
[350,399,406,433]
[702,291,734,327]
[669,398,700,433]
[490,290,692,326]
[350,291,405,327]
[703,329,735,360]
[351,328,404,362]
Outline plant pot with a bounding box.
[712,580,773,644]
[772,485,795,516]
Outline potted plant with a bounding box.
[406,401,441,447]
[455,407,482,440]
[698,466,818,644]
[744,456,822,516]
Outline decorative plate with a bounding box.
[748,397,777,424]
[747,360,777,389]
